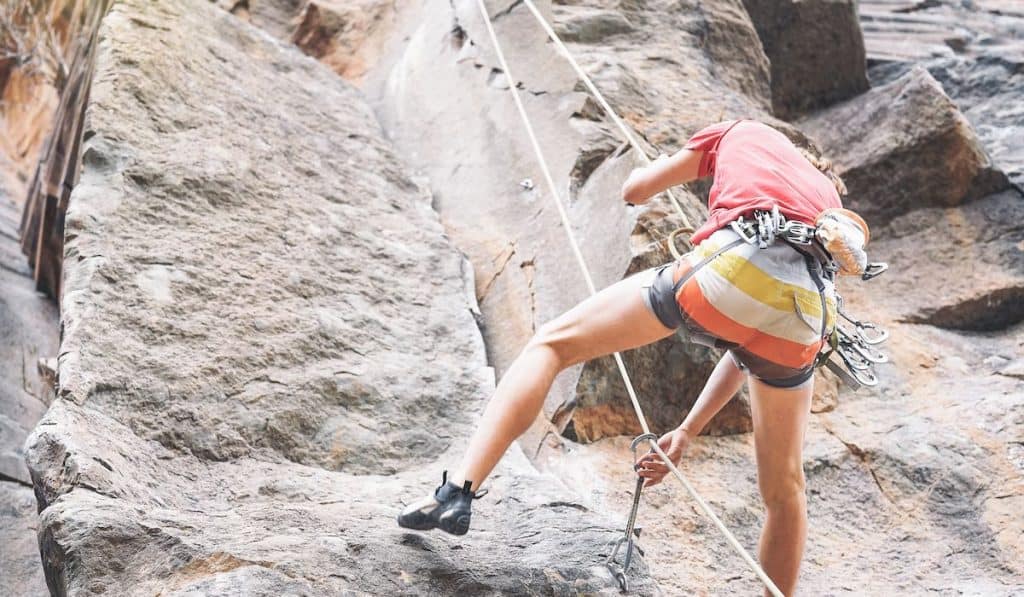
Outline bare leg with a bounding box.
[749,376,813,596]
[454,269,676,489]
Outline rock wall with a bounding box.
[24,0,655,593]
[0,186,55,596]
[860,0,1024,189]
[357,0,781,444]
[9,0,1024,594]
[742,0,868,117]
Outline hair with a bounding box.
[799,148,848,196]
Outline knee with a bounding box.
[759,468,807,513]
[525,319,578,370]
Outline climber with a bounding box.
[398,119,870,596]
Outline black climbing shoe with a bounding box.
[397,471,486,536]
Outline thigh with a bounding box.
[536,267,677,368]
[749,376,813,499]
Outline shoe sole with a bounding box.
[439,513,470,536]
[397,512,470,536]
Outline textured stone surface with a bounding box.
[801,66,1008,223]
[291,0,400,84]
[358,0,775,447]
[25,0,654,593]
[856,190,1024,332]
[743,0,869,118]
[0,188,55,596]
[13,0,1024,593]
[0,483,47,596]
[860,1,1024,190]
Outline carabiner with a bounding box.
[850,340,888,364]
[839,309,890,346]
[850,367,879,387]
[838,342,872,371]
[856,321,889,345]
[862,262,888,281]
[606,432,658,593]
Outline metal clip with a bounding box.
[839,309,890,345]
[781,220,816,245]
[855,322,889,345]
[862,262,888,281]
[849,337,888,364]
[730,219,758,246]
[837,342,873,371]
[754,210,775,248]
[606,433,658,593]
[850,367,879,387]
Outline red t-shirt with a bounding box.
[684,120,842,245]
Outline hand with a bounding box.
[621,167,647,206]
[635,427,691,488]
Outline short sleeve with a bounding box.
[683,120,741,178]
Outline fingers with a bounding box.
[635,451,676,468]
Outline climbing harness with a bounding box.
[730,206,891,390]
[605,433,658,592]
[474,2,784,595]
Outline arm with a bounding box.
[621,148,705,205]
[635,353,746,487]
[678,352,746,436]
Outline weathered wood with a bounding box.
[18,1,109,300]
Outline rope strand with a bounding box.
[472,2,783,596]
[520,0,694,234]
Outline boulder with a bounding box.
[859,0,1024,189]
[290,0,401,83]
[853,190,1024,332]
[801,66,1008,223]
[742,0,869,118]
[25,0,656,593]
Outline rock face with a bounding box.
[355,0,777,446]
[859,0,1024,190]
[742,0,869,118]
[856,189,1024,332]
[25,0,654,593]
[290,0,399,83]
[801,66,1008,223]
[0,188,54,596]
[9,0,1024,594]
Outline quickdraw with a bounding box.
[824,295,890,388]
[606,433,658,593]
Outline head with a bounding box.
[799,148,847,197]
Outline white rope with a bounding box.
[472,2,784,596]
[520,0,694,236]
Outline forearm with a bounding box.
[679,353,746,435]
[621,148,702,205]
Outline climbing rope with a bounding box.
[520,0,695,259]
[472,1,784,595]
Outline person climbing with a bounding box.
[398,119,870,596]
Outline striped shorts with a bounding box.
[641,227,837,387]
